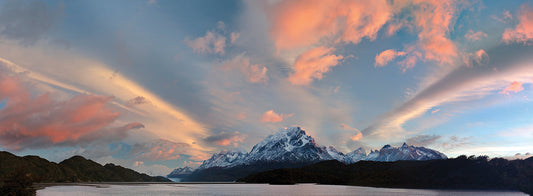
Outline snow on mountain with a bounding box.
[366,143,448,162]
[246,127,334,163]
[326,146,345,162]
[344,147,366,164]
[194,127,447,171]
[197,150,248,170]
[167,166,193,177]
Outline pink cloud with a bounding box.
[463,49,489,67]
[260,110,293,123]
[431,108,440,114]
[504,10,513,20]
[502,4,533,44]
[375,49,407,67]
[230,32,240,44]
[465,30,488,41]
[413,0,459,65]
[222,53,268,84]
[185,31,226,55]
[288,47,343,85]
[269,0,392,51]
[340,123,363,141]
[0,72,142,150]
[130,139,189,161]
[500,81,524,95]
[204,131,246,147]
[236,112,246,120]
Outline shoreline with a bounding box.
[33,182,526,194]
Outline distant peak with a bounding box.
[401,142,409,148]
[382,144,392,149]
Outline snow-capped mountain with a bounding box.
[197,150,248,170]
[367,143,448,162]
[194,127,447,171]
[326,146,346,162]
[167,166,193,177]
[345,147,366,164]
[245,127,335,163]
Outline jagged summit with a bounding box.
[167,166,194,178]
[197,150,248,170]
[246,127,333,163]
[370,143,448,162]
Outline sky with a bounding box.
[0,0,533,176]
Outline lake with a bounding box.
[36,183,527,196]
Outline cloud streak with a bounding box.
[0,71,142,150]
[363,44,533,138]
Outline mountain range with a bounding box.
[172,127,447,181]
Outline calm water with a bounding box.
[37,183,527,196]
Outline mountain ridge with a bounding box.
[0,151,170,183]
[177,127,447,181]
[196,127,447,170]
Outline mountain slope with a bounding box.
[197,150,248,170]
[0,151,170,183]
[167,166,194,178]
[182,127,448,181]
[367,143,447,162]
[245,127,334,163]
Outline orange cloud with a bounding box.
[412,0,459,65]
[260,110,293,123]
[500,81,524,95]
[388,0,462,69]
[431,108,440,114]
[502,4,533,44]
[269,0,392,51]
[350,132,363,141]
[0,72,142,150]
[465,30,488,41]
[340,123,363,141]
[288,47,343,85]
[375,49,407,67]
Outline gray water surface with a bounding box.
[37,183,527,196]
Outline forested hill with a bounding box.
[239,156,533,195]
[0,151,170,183]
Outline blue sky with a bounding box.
[0,0,532,175]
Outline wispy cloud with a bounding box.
[499,81,524,95]
[222,53,268,84]
[204,131,246,147]
[363,44,533,138]
[465,30,488,41]
[375,49,407,67]
[260,110,293,123]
